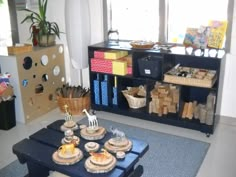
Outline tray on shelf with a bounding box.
[163,66,217,88]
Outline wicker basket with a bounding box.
[122,90,146,109]
[57,95,91,115]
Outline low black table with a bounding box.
[12,120,149,177]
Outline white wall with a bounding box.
[217,1,236,118]
[16,0,236,118]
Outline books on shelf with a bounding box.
[183,20,227,49]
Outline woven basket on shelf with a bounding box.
[57,95,91,115]
[122,90,146,109]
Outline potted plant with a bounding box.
[21,0,60,46]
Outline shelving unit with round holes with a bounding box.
[0,45,66,123]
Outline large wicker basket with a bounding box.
[122,90,146,109]
[57,95,91,115]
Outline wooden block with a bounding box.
[159,93,168,98]
[186,102,193,119]
[164,96,172,102]
[149,102,153,114]
[158,107,162,117]
[157,86,168,94]
[182,102,188,118]
[193,104,200,119]
[168,104,177,113]
[173,92,179,103]
[163,106,168,115]
[163,101,171,106]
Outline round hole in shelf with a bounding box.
[35,84,44,94]
[42,74,49,82]
[41,55,49,66]
[48,94,54,101]
[23,56,33,70]
[58,46,63,53]
[61,77,65,82]
[33,74,36,78]
[35,63,38,67]
[53,65,60,76]
[22,79,28,87]
[28,97,34,106]
[52,54,56,59]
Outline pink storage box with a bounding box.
[127,67,133,75]
[91,58,112,74]
[94,50,106,59]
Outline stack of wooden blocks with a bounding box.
[149,82,179,116]
[181,92,215,125]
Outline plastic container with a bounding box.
[138,55,162,79]
[0,99,16,130]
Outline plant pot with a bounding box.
[38,34,56,47]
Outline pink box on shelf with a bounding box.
[127,67,133,75]
[91,58,112,74]
[94,50,106,59]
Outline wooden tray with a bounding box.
[164,74,217,88]
[163,67,217,88]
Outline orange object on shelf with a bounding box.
[7,45,33,55]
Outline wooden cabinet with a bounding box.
[88,41,222,135]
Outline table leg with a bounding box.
[128,165,144,177]
[26,161,50,177]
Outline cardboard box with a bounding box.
[104,50,128,60]
[112,60,127,76]
[91,58,112,74]
[127,67,132,75]
[94,50,106,59]
[122,54,133,66]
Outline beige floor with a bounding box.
[0,108,236,177]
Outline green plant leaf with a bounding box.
[21,0,61,42]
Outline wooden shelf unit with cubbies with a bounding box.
[88,41,222,135]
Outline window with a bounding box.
[0,0,12,46]
[104,0,232,49]
[168,0,229,43]
[106,0,159,41]
[0,0,19,46]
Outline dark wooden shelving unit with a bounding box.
[88,41,222,135]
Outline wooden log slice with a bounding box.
[108,138,129,147]
[61,136,80,145]
[90,155,113,166]
[52,148,83,165]
[85,156,116,173]
[64,120,77,128]
[80,127,106,140]
[84,142,100,152]
[104,139,132,153]
[60,124,79,132]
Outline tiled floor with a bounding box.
[1,108,236,177]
